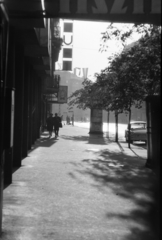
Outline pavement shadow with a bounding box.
[28,133,58,153]
[115,141,147,160]
[68,149,158,240]
[61,134,110,145]
[132,142,147,149]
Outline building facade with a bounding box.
[52,19,90,122]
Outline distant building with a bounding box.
[52,19,90,121]
[52,70,90,122]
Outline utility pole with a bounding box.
[50,19,53,78]
[58,104,61,116]
[115,111,118,142]
[50,19,54,114]
[107,110,110,139]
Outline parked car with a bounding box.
[125,121,147,144]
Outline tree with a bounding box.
[68,78,103,110]
[68,24,161,144]
[100,23,161,95]
[96,24,161,144]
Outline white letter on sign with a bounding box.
[92,0,108,14]
[60,0,70,13]
[111,0,127,14]
[76,0,88,13]
[133,0,144,14]
[151,0,161,13]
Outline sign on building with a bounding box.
[45,0,161,25]
[58,86,68,103]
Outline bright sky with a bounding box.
[73,20,109,79]
[57,20,141,81]
[72,20,140,80]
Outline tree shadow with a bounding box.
[132,142,147,149]
[68,149,158,240]
[116,141,124,152]
[129,147,146,159]
[115,141,147,160]
[61,134,110,145]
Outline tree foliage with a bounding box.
[97,24,161,112]
[68,24,161,114]
[68,79,104,110]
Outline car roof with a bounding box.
[130,121,146,124]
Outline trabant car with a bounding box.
[125,121,147,144]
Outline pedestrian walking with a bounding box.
[46,113,54,138]
[53,113,62,138]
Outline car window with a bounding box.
[131,123,146,129]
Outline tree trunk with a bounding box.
[128,109,131,149]
[107,110,110,138]
[115,111,118,142]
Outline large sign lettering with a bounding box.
[45,0,161,25]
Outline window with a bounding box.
[64,22,73,32]
[63,61,72,71]
[63,48,72,58]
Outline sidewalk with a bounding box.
[1,125,157,240]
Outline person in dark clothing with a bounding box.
[53,113,61,138]
[46,113,54,138]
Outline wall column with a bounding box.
[4,26,15,185]
[27,66,32,150]
[0,9,9,233]
[13,43,24,167]
[22,58,30,158]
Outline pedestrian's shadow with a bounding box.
[27,133,58,153]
